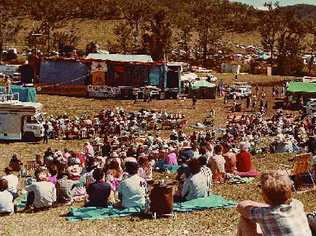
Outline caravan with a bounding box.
[0,94,44,141]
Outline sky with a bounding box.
[234,0,316,9]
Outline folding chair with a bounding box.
[289,153,316,192]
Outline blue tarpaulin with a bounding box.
[40,60,89,85]
[149,66,164,87]
[0,85,36,102]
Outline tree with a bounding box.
[275,10,307,75]
[107,23,134,53]
[259,1,307,75]
[147,7,172,60]
[0,0,23,61]
[173,1,195,61]
[259,2,283,63]
[192,0,226,67]
[25,0,80,54]
[115,0,151,51]
[306,20,316,74]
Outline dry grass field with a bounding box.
[1,74,315,236]
[12,19,261,52]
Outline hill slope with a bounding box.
[281,4,316,21]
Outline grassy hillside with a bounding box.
[11,19,261,52]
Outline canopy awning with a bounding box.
[287,82,316,94]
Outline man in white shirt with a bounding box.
[0,179,14,215]
[25,169,56,210]
[118,161,147,208]
[182,159,208,201]
[2,167,19,199]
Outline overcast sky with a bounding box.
[234,0,316,8]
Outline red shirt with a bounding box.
[236,150,252,172]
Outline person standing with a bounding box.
[192,96,197,109]
[255,85,259,96]
[246,96,251,109]
[43,121,49,144]
[4,76,11,95]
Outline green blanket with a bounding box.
[173,195,236,212]
[67,206,142,222]
[66,195,236,222]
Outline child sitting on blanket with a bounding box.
[85,168,111,208]
[236,170,312,236]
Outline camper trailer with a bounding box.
[302,76,316,83]
[0,94,44,141]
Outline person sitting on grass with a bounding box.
[118,161,148,209]
[198,155,212,195]
[9,154,23,172]
[24,168,56,211]
[236,170,312,236]
[85,168,111,208]
[138,155,153,182]
[236,142,253,173]
[181,159,208,201]
[209,144,226,183]
[2,167,19,200]
[0,179,14,216]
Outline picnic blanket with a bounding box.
[17,192,28,209]
[173,195,236,212]
[227,175,255,184]
[67,206,142,222]
[66,194,236,222]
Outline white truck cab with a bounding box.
[306,98,316,117]
[0,94,44,141]
[230,82,252,98]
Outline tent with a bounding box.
[190,80,216,99]
[191,80,216,90]
[0,85,37,102]
[287,82,316,94]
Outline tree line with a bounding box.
[1,0,316,75]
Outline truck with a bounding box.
[229,82,252,98]
[0,94,44,141]
[306,98,316,117]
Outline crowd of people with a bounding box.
[1,99,316,234]
[44,108,187,141]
